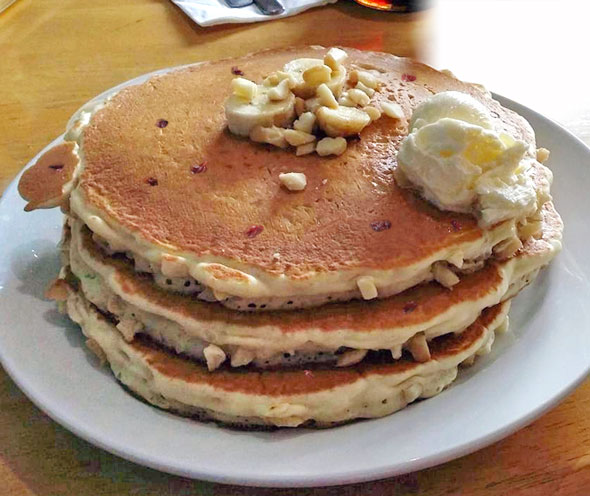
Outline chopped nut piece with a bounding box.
[519,218,543,239]
[381,101,404,119]
[264,71,294,87]
[356,275,378,300]
[275,71,296,86]
[336,349,368,367]
[355,70,380,89]
[403,383,423,403]
[106,295,124,315]
[263,72,280,86]
[316,137,347,156]
[407,333,431,362]
[296,142,316,156]
[231,77,257,101]
[348,88,371,107]
[231,348,256,367]
[279,172,307,191]
[536,147,550,163]
[203,344,226,371]
[316,106,371,137]
[390,345,402,360]
[355,80,376,97]
[476,330,495,356]
[461,355,476,367]
[284,129,315,147]
[432,262,460,288]
[529,209,544,222]
[302,64,332,87]
[284,58,345,99]
[364,105,381,121]
[497,315,510,334]
[338,92,356,107]
[305,96,322,113]
[317,83,339,109]
[116,317,143,342]
[161,255,188,278]
[85,339,107,366]
[295,97,306,116]
[328,67,347,98]
[250,126,288,148]
[324,47,348,70]
[268,78,291,101]
[293,112,316,134]
[213,290,229,301]
[493,236,523,259]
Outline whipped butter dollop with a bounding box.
[396,91,540,227]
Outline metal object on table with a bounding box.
[253,0,285,15]
[225,0,254,7]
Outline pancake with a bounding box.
[18,46,564,430]
[18,142,79,212]
[61,201,561,370]
[64,285,509,428]
[20,47,554,309]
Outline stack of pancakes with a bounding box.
[18,47,562,428]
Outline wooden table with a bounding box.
[1,0,589,494]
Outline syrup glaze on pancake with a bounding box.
[73,47,543,289]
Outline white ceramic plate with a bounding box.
[1,70,589,487]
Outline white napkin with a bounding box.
[171,0,338,27]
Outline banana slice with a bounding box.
[225,86,296,137]
[283,58,347,99]
[316,106,371,137]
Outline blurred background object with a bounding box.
[428,0,589,143]
[353,0,430,12]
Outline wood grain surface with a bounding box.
[1,0,589,494]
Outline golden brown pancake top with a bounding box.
[130,304,501,395]
[79,47,537,277]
